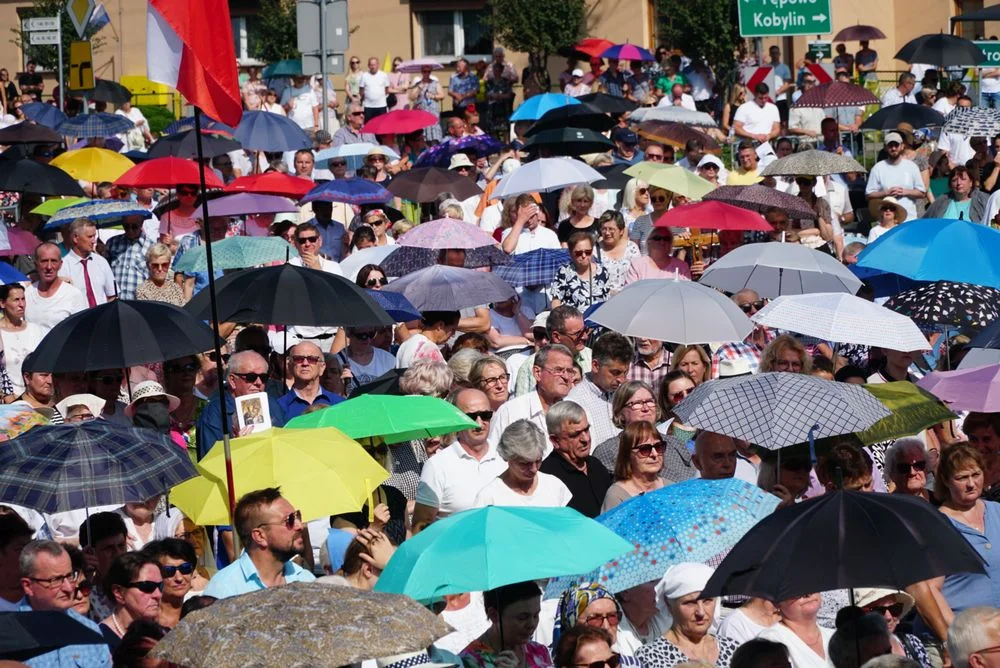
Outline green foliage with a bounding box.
[254,0,300,63]
[137,104,175,137]
[656,0,746,89]
[485,0,586,61]
[11,0,107,81]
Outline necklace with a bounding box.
[111,610,124,636]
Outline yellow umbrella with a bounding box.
[30,197,89,216]
[170,427,389,525]
[624,163,717,200]
[49,148,134,183]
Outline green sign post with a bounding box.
[738,0,833,37]
[975,41,1000,67]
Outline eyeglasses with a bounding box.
[650,196,669,204]
[572,249,592,257]
[864,602,904,618]
[207,351,230,364]
[160,562,195,578]
[636,188,648,195]
[364,217,387,226]
[257,509,303,530]
[350,111,365,116]
[297,235,320,244]
[233,371,268,384]
[331,161,347,167]
[738,300,766,313]
[560,327,588,341]
[632,441,667,457]
[671,387,692,402]
[646,154,665,162]
[166,362,199,373]
[365,277,388,287]
[573,655,621,668]
[465,410,494,422]
[624,397,656,410]
[150,262,171,270]
[479,373,509,387]
[542,366,575,377]
[30,571,79,588]
[972,645,1000,658]
[895,460,927,474]
[126,580,164,594]
[582,612,620,627]
[774,360,803,371]
[292,355,323,365]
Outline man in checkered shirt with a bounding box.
[105,215,155,301]
[711,289,776,377]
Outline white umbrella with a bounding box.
[589,277,753,344]
[339,245,400,282]
[698,242,862,298]
[315,143,401,170]
[629,107,717,127]
[751,293,929,352]
[493,157,602,199]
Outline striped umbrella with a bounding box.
[57,112,135,138]
[601,43,655,62]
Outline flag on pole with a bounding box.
[88,3,111,33]
[146,0,242,127]
[382,52,393,73]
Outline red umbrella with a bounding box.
[0,228,41,256]
[791,81,880,109]
[573,38,615,59]
[115,157,225,189]
[833,25,887,42]
[362,110,439,135]
[224,172,314,198]
[653,201,774,232]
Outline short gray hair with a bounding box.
[400,360,453,397]
[498,420,547,462]
[146,242,172,265]
[19,539,67,577]
[469,356,507,386]
[949,607,1000,668]
[447,349,484,386]
[226,350,267,377]
[68,217,96,237]
[534,344,574,370]
[884,438,925,478]
[545,400,587,435]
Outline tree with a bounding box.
[11,0,106,82]
[254,0,300,63]
[656,0,747,91]
[486,0,586,63]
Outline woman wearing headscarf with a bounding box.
[555,583,641,666]
[636,563,739,668]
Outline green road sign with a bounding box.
[975,41,1000,67]
[738,0,833,37]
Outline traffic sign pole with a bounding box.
[57,23,64,112]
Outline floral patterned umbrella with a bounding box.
[883,281,1000,332]
[791,81,880,109]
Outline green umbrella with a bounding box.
[374,506,634,601]
[285,394,476,443]
[857,381,956,445]
[172,236,298,272]
[263,59,303,78]
[29,197,88,216]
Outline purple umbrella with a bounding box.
[398,217,499,250]
[381,245,510,277]
[383,265,515,311]
[917,364,1000,413]
[193,193,298,218]
[301,178,392,205]
[601,43,655,62]
[396,58,444,73]
[413,135,503,168]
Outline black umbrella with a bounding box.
[895,34,986,67]
[859,103,946,130]
[359,203,405,223]
[525,102,617,136]
[592,164,632,189]
[349,368,404,398]
[185,263,395,328]
[883,281,1000,332]
[386,167,483,202]
[577,92,639,114]
[523,128,615,156]
[23,300,217,373]
[0,158,84,196]
[700,490,986,601]
[147,129,242,159]
[90,79,132,105]
[0,611,108,661]
[970,317,1000,350]
[0,122,62,145]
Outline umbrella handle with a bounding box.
[807,423,820,467]
[366,477,374,523]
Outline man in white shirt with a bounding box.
[500,201,561,255]
[359,56,392,123]
[982,65,1000,108]
[25,243,88,332]
[865,132,926,222]
[734,83,781,143]
[412,388,507,529]
[58,219,116,307]
[287,222,343,351]
[880,72,917,107]
[281,75,320,132]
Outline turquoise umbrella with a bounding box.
[373,506,634,601]
[263,59,302,78]
[172,236,298,272]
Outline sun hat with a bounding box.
[125,381,181,418]
[868,196,906,223]
[448,153,475,170]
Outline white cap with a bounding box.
[571,68,584,77]
[697,154,724,170]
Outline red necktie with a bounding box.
[80,257,97,307]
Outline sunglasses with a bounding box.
[572,249,592,257]
[257,509,303,530]
[297,235,319,244]
[331,161,347,167]
[895,460,927,474]
[574,655,621,668]
[455,166,473,172]
[127,580,164,594]
[738,300,766,313]
[350,111,365,116]
[650,195,670,203]
[465,410,495,422]
[150,262,171,270]
[75,579,93,597]
[582,613,620,627]
[292,354,322,365]
[864,602,904,618]
[368,156,386,162]
[233,372,268,384]
[632,441,667,457]
[161,562,196,577]
[166,361,199,373]
[207,351,230,364]
[637,188,648,195]
[365,277,388,287]
[671,388,692,402]
[646,154,665,161]
[177,190,198,197]
[352,331,376,341]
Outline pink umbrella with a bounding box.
[653,201,774,232]
[917,364,1000,412]
[397,217,499,250]
[362,110,440,136]
[192,193,299,218]
[792,82,880,109]
[395,58,444,73]
[0,228,41,257]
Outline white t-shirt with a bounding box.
[24,281,88,332]
[880,88,916,107]
[757,622,834,668]
[500,225,561,255]
[395,332,444,368]
[416,441,507,517]
[1,323,45,394]
[788,107,825,136]
[733,100,780,136]
[282,84,319,130]
[983,70,1000,94]
[932,97,956,116]
[287,256,343,347]
[868,224,893,243]
[938,130,975,168]
[360,71,390,109]
[864,159,926,221]
[717,608,774,644]
[472,472,573,508]
[342,347,396,386]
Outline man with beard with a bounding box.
[204,487,315,598]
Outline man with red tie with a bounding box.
[58,218,117,308]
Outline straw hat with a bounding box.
[448,153,475,170]
[125,381,181,418]
[868,196,906,223]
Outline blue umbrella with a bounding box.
[493,248,570,287]
[510,93,582,122]
[165,115,234,136]
[413,135,504,168]
[365,289,420,322]
[44,199,152,230]
[57,112,134,138]
[856,218,1000,289]
[0,262,27,283]
[848,264,925,299]
[235,111,312,152]
[301,178,392,205]
[544,478,781,596]
[20,102,67,129]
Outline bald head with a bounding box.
[693,431,737,480]
[453,387,491,447]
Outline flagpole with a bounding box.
[193,107,239,546]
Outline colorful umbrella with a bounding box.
[286,394,476,442]
[19,102,67,129]
[171,427,389,525]
[172,236,299,272]
[0,228,41,256]
[301,178,392,205]
[262,59,302,78]
[791,81,880,109]
[860,103,945,130]
[760,149,866,177]
[57,112,134,138]
[494,157,602,199]
[44,199,153,230]
[699,242,863,298]
[398,217,502,250]
[833,24,887,41]
[493,248,571,287]
[386,167,483,202]
[509,93,582,122]
[395,58,444,73]
[0,263,28,282]
[115,157,225,189]
[315,143,401,167]
[234,110,312,152]
[601,43,655,62]
[362,110,439,135]
[382,264,515,311]
[570,38,615,59]
[917,365,1000,413]
[703,184,818,220]
[544,479,780,595]
[623,163,716,199]
[374,506,634,601]
[413,135,503,168]
[224,172,314,198]
[195,193,298,218]
[48,148,135,183]
[653,201,773,232]
[858,381,956,445]
[379,245,510,277]
[883,281,1000,332]
[0,403,48,441]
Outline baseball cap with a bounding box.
[571,68,584,77]
[884,132,903,145]
[612,128,639,145]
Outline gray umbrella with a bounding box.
[943,107,1000,138]
[589,278,753,344]
[698,242,862,298]
[759,150,866,177]
[703,185,818,219]
[382,264,515,311]
[673,372,891,450]
[629,106,718,127]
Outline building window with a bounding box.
[418,9,492,59]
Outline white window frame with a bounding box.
[417,9,492,62]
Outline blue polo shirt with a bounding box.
[277,386,344,420]
[202,550,316,599]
